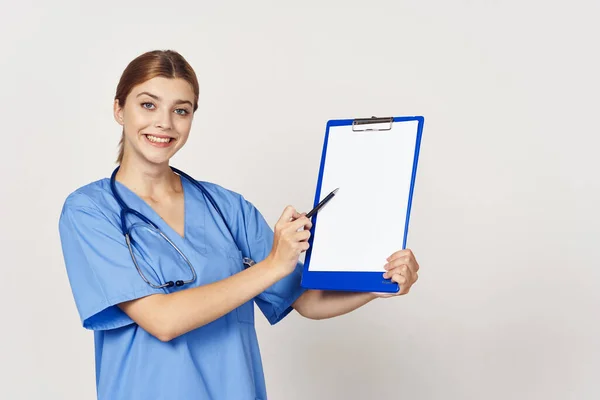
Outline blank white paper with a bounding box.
[307,120,419,272]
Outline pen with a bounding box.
[306,188,339,218]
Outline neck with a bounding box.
[115,153,180,199]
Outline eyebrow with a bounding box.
[136,91,193,108]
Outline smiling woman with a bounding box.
[57,49,420,400]
[113,50,199,164]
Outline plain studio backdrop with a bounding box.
[1,1,599,399]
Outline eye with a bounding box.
[175,108,190,116]
[141,102,155,110]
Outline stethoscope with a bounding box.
[110,166,255,289]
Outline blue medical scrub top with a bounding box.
[58,176,306,400]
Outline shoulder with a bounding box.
[60,178,114,217]
[58,179,125,241]
[194,180,251,208]
[192,180,264,222]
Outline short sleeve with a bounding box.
[58,194,165,331]
[236,196,307,325]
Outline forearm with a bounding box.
[119,256,285,341]
[293,289,378,320]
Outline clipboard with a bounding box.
[301,116,424,293]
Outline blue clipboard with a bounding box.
[301,116,424,293]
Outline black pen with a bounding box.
[306,188,339,218]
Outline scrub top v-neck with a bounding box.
[58,176,306,400]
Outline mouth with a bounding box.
[143,133,175,148]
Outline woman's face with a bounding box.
[114,77,195,166]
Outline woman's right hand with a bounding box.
[267,206,313,277]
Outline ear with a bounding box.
[113,99,124,126]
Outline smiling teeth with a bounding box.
[147,135,171,143]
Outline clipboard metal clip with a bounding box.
[352,116,393,132]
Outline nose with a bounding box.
[154,109,172,130]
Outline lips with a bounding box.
[143,133,175,147]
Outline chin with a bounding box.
[131,148,173,166]
[145,153,173,166]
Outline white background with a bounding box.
[1,1,599,399]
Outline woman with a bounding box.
[58,50,420,400]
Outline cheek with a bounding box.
[124,109,151,132]
[174,118,193,137]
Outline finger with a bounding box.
[390,273,407,287]
[294,229,311,242]
[278,206,297,224]
[300,241,310,252]
[391,274,411,295]
[289,212,312,231]
[384,257,408,270]
[383,265,409,279]
[412,261,420,274]
[299,212,312,230]
[290,216,312,231]
[385,253,418,275]
[387,248,414,262]
[383,256,419,273]
[290,211,308,222]
[405,257,419,275]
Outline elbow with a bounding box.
[294,302,325,320]
[137,319,173,342]
[293,301,310,319]
[293,290,327,320]
[294,305,315,319]
[119,295,183,342]
[298,308,327,320]
[148,318,180,342]
[156,331,175,343]
[148,320,172,342]
[130,311,180,342]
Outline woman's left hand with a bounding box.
[375,249,420,298]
